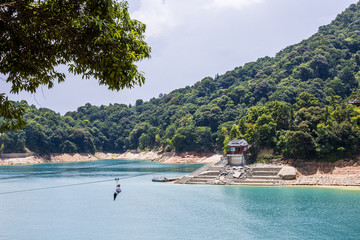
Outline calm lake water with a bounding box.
[0,159,360,240]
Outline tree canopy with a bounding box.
[0,0,151,131]
[1,1,360,162]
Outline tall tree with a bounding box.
[0,0,151,132]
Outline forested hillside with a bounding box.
[1,2,360,161]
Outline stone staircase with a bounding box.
[176,165,225,184]
[232,166,284,185]
[176,162,286,186]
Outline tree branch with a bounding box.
[0,0,25,8]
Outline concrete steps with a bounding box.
[250,175,281,180]
[186,171,223,184]
[208,166,225,171]
[251,171,279,176]
[199,171,221,176]
[232,165,283,186]
[186,181,209,184]
[175,176,191,184]
[233,179,281,184]
[190,165,211,176]
[187,178,210,183]
[186,176,216,184]
[176,161,226,184]
[195,175,217,179]
[176,160,286,186]
[251,167,283,171]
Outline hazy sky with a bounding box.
[2,0,358,114]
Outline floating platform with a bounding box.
[152,177,180,182]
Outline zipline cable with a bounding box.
[0,161,134,181]
[0,162,196,183]
[0,172,153,195]
[0,179,114,195]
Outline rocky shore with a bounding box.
[0,151,222,165]
[1,151,360,187]
[219,160,360,187]
[287,159,360,186]
[115,151,222,164]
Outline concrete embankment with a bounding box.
[176,160,360,187]
[176,162,290,186]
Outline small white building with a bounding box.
[226,139,249,166]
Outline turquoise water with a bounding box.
[0,160,360,240]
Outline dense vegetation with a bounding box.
[1,2,360,161]
[0,0,150,132]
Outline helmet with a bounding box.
[117,184,120,187]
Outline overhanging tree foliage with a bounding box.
[0,0,151,132]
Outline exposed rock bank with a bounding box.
[0,151,222,165]
[0,153,99,165]
[285,159,360,186]
[177,160,360,187]
[1,152,360,187]
[114,151,222,164]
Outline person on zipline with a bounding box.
[113,183,121,201]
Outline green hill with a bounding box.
[1,2,360,161]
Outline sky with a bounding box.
[2,0,358,115]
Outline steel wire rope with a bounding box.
[0,172,154,195]
[0,162,197,183]
[0,161,134,182]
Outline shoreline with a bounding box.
[1,151,360,188]
[0,151,223,166]
[224,184,360,191]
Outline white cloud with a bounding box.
[131,0,265,38]
[131,0,177,38]
[206,0,264,10]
